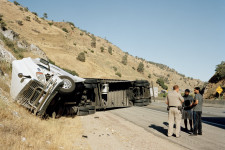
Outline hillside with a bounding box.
[0,0,203,91]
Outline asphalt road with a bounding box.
[109,101,225,150]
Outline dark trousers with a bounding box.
[193,111,202,134]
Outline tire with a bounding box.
[134,103,144,107]
[59,76,75,94]
[134,99,144,103]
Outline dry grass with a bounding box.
[0,98,90,150]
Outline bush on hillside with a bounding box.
[32,12,38,16]
[77,52,85,62]
[91,41,96,48]
[17,20,23,26]
[0,14,7,30]
[137,62,144,73]
[62,28,68,33]
[48,22,53,26]
[25,16,30,21]
[115,72,122,77]
[112,66,117,72]
[108,46,112,55]
[100,47,104,52]
[148,74,151,79]
[121,54,128,65]
[13,1,20,6]
[156,78,168,90]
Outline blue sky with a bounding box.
[11,0,225,81]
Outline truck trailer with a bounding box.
[10,57,151,118]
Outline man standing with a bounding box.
[182,89,194,132]
[166,85,184,138]
[190,87,203,136]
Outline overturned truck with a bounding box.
[10,57,151,118]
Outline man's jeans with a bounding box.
[193,111,202,134]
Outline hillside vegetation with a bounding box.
[0,0,203,91]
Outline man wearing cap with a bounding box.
[182,89,194,132]
[190,87,203,136]
[166,85,184,138]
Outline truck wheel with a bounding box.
[59,76,75,94]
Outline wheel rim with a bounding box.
[62,79,72,89]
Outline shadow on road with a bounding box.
[202,117,225,129]
[149,124,167,136]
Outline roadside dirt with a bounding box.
[80,111,186,150]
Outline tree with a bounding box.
[43,13,48,19]
[216,61,225,78]
[121,54,128,65]
[137,62,144,73]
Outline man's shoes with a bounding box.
[189,133,197,136]
[198,133,202,135]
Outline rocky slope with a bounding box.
[0,0,203,91]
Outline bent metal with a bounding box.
[10,57,151,118]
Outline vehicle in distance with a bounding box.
[10,57,151,118]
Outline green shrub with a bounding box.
[215,61,225,79]
[121,54,128,65]
[0,15,7,30]
[33,17,41,23]
[115,72,122,77]
[112,66,117,72]
[32,12,38,16]
[73,42,76,46]
[137,62,144,73]
[132,67,136,70]
[62,28,68,33]
[48,22,53,26]
[91,41,96,48]
[108,46,112,55]
[80,32,84,36]
[17,20,23,26]
[77,52,85,62]
[19,7,23,11]
[148,74,151,79]
[100,47,104,52]
[25,16,30,21]
[156,78,168,90]
[13,1,20,6]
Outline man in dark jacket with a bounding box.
[182,89,194,132]
[190,87,203,136]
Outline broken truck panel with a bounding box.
[10,57,151,118]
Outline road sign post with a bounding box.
[216,86,223,100]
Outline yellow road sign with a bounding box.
[216,86,223,94]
